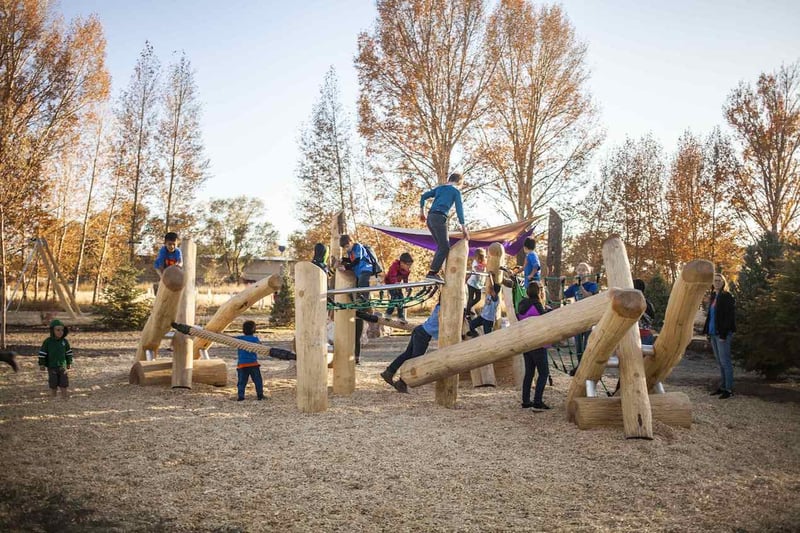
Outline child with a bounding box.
[154,232,183,276]
[564,262,599,373]
[633,278,656,345]
[38,319,73,399]
[338,234,376,364]
[235,320,264,401]
[517,282,550,410]
[380,302,440,393]
[466,278,501,338]
[465,248,487,317]
[385,252,413,323]
[311,242,331,277]
[521,238,541,287]
[419,172,470,281]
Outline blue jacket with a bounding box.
[346,243,374,278]
[420,184,465,225]
[523,251,541,286]
[235,334,260,367]
[154,246,182,270]
[422,304,441,339]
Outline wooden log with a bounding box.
[647,260,714,389]
[333,269,356,395]
[435,239,468,408]
[398,290,613,387]
[192,274,282,358]
[571,392,692,430]
[173,238,196,388]
[372,315,417,332]
[37,240,77,318]
[136,266,185,361]
[470,243,502,386]
[499,285,525,387]
[294,262,328,413]
[129,358,227,387]
[565,289,646,421]
[603,236,652,439]
[546,209,563,308]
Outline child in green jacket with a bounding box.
[38,319,74,399]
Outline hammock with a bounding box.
[368,218,539,256]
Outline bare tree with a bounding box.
[481,0,602,221]
[355,0,494,187]
[725,61,800,239]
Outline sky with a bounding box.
[57,0,800,243]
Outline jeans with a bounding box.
[354,271,373,362]
[468,316,494,335]
[427,212,450,273]
[386,288,406,320]
[237,366,264,399]
[466,285,481,314]
[522,348,549,404]
[387,326,432,375]
[709,334,734,392]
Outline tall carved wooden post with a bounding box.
[295,262,329,413]
[602,236,652,439]
[435,239,468,408]
[470,243,500,387]
[173,238,196,388]
[333,269,356,395]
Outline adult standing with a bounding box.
[419,172,470,281]
[703,273,736,399]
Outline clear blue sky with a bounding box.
[58,0,800,243]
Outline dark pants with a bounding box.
[386,288,406,320]
[47,367,69,389]
[468,316,494,335]
[387,325,432,374]
[354,271,373,362]
[466,286,481,314]
[522,348,549,404]
[574,330,591,362]
[237,366,264,399]
[427,212,450,273]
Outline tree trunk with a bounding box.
[93,171,121,304]
[1,208,7,349]
[73,122,103,297]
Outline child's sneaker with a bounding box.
[393,379,409,393]
[425,273,444,283]
[380,368,395,386]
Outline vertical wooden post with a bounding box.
[333,269,356,395]
[173,238,196,388]
[435,239,468,408]
[295,262,329,413]
[602,236,652,439]
[546,209,563,308]
[499,285,525,386]
[646,259,714,389]
[470,243,500,386]
[330,211,345,271]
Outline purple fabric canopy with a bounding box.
[368,218,538,256]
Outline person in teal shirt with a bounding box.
[419,173,470,281]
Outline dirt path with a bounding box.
[1,329,798,532]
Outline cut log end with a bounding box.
[161,265,185,292]
[487,242,504,258]
[268,274,283,291]
[611,289,647,319]
[682,259,715,284]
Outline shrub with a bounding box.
[97,265,151,330]
[645,272,670,329]
[270,266,295,327]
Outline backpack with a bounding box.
[363,244,384,275]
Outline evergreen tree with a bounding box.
[645,272,671,329]
[270,266,295,327]
[97,265,151,330]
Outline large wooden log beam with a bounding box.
[435,239,468,408]
[398,290,613,387]
[565,289,645,421]
[192,274,282,358]
[471,243,501,386]
[136,266,185,361]
[571,392,692,430]
[333,269,356,395]
[647,259,714,389]
[129,358,227,387]
[294,262,328,413]
[603,236,652,439]
[173,238,196,388]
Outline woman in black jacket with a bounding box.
[702,273,736,398]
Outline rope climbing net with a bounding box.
[326,280,441,311]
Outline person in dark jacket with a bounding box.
[38,319,74,399]
[702,273,736,399]
[517,282,551,410]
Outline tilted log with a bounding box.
[129,358,227,387]
[398,290,613,387]
[603,236,652,439]
[373,315,416,332]
[565,289,646,422]
[571,392,692,430]
[136,266,185,361]
[647,260,714,389]
[333,269,356,395]
[173,238,196,388]
[294,262,328,413]
[435,239,468,408]
[192,274,282,358]
[470,243,502,386]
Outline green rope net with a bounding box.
[327,285,439,311]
